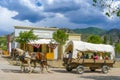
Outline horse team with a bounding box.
[11,48,50,73]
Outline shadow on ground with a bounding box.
[80,76,120,80]
[52,69,76,74]
[52,69,103,74]
[1,69,41,74]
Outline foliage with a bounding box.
[16,29,38,43]
[53,29,68,60]
[109,35,113,45]
[65,27,120,44]
[87,35,102,44]
[93,0,120,17]
[103,35,107,44]
[81,34,92,42]
[104,28,120,44]
[117,10,120,16]
[53,29,68,45]
[102,52,110,57]
[73,27,106,35]
[60,28,74,33]
[118,34,120,43]
[16,29,38,50]
[0,37,7,50]
[115,43,120,54]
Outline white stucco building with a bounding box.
[11,26,59,60]
[10,26,81,60]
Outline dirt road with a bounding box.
[0,56,120,80]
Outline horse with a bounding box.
[12,48,33,73]
[12,48,51,73]
[30,52,51,73]
[11,48,20,65]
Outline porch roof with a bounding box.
[29,39,51,44]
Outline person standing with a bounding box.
[68,51,72,64]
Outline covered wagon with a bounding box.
[63,40,115,74]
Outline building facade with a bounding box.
[10,26,81,60]
[11,26,58,60]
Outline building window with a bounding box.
[33,45,42,52]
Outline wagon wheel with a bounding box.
[76,65,84,74]
[102,65,109,74]
[107,66,110,70]
[66,65,73,72]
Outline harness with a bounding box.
[19,54,25,62]
[19,52,31,62]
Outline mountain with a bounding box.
[106,28,120,35]
[71,27,107,41]
[60,28,74,33]
[103,28,120,43]
[61,27,111,41]
[72,27,106,35]
[1,26,120,43]
[70,27,120,43]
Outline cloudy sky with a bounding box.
[0,0,120,36]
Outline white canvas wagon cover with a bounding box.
[65,40,115,59]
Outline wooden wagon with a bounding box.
[63,40,115,74]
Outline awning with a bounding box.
[29,39,51,44]
[28,39,58,49]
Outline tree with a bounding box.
[87,35,102,44]
[93,0,120,17]
[109,35,113,45]
[16,29,38,50]
[103,35,107,44]
[53,29,68,60]
[117,34,120,43]
[115,43,120,54]
[0,36,7,50]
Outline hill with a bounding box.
[62,27,120,43]
[102,28,120,43]
[73,27,106,35]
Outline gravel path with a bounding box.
[0,56,120,80]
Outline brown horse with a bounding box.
[12,48,33,73]
[30,52,50,73]
[12,48,50,73]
